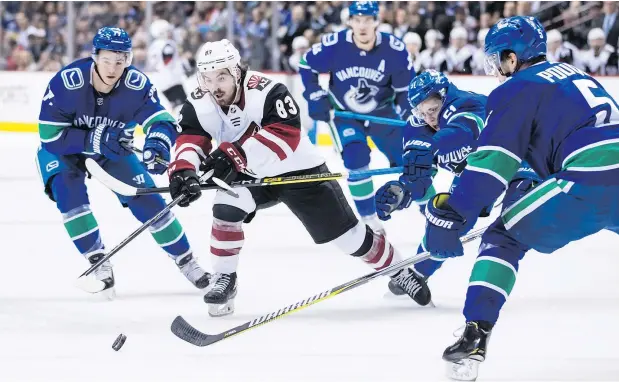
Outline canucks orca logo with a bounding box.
[343,79,379,114]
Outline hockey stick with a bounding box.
[170,226,486,347]
[85,158,402,197]
[334,110,407,127]
[74,168,215,293]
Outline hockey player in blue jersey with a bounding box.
[298,1,415,234]
[35,27,210,298]
[415,16,619,378]
[374,70,540,298]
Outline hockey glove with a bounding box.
[143,125,175,175]
[307,91,332,122]
[86,123,133,160]
[423,193,467,258]
[200,142,247,184]
[375,181,413,221]
[168,160,201,207]
[400,139,434,200]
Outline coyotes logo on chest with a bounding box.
[247,75,272,91]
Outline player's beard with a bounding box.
[212,88,235,106]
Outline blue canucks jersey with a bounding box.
[450,61,619,220]
[38,58,176,155]
[404,84,487,175]
[299,29,414,117]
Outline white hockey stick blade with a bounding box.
[75,275,107,293]
[85,158,139,196]
[210,176,239,198]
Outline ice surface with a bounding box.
[1,132,618,381]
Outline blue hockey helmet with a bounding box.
[408,70,450,118]
[484,16,547,76]
[348,1,379,18]
[92,27,133,65]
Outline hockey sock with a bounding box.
[210,218,244,274]
[62,205,104,256]
[351,225,403,271]
[347,170,376,217]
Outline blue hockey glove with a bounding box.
[86,123,133,160]
[307,91,332,122]
[423,193,467,258]
[375,181,413,221]
[143,126,174,175]
[400,139,434,200]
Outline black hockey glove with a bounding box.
[200,142,247,184]
[168,160,202,207]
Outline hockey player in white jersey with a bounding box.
[147,19,189,112]
[166,39,432,316]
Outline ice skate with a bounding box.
[389,267,431,306]
[87,252,116,300]
[443,321,492,381]
[203,272,237,317]
[175,253,210,289]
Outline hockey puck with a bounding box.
[112,333,127,351]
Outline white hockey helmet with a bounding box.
[403,32,422,47]
[150,19,172,40]
[546,29,562,44]
[195,39,242,92]
[587,28,605,44]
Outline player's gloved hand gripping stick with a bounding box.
[74,163,215,293]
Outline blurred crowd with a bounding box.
[1,1,618,75]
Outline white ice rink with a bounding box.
[1,132,618,382]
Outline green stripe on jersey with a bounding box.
[39,123,66,142]
[469,257,517,298]
[447,112,485,134]
[142,110,176,134]
[466,147,521,186]
[562,139,619,172]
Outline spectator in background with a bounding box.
[393,8,410,39]
[247,6,270,70]
[546,29,579,66]
[580,27,618,75]
[288,35,309,72]
[503,2,517,18]
[471,28,489,75]
[279,4,309,60]
[403,31,422,73]
[600,1,619,47]
[445,26,475,74]
[417,29,447,72]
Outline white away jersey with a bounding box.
[147,38,185,90]
[173,70,324,178]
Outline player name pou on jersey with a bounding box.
[73,114,126,130]
[335,65,385,82]
[536,63,587,83]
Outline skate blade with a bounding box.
[75,276,107,293]
[207,299,235,317]
[445,359,480,381]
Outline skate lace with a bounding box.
[211,273,231,294]
[396,270,422,297]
